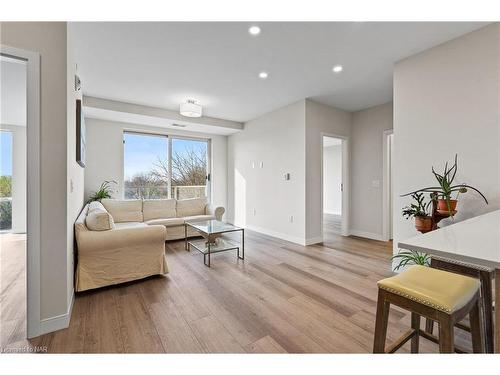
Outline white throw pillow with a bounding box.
[85,201,115,231]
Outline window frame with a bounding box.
[122,130,211,201]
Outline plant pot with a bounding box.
[437,199,458,215]
[415,216,433,233]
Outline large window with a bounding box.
[0,130,13,230]
[123,132,210,200]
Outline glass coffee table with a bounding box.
[184,220,244,267]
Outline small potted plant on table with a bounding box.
[402,154,488,218]
[402,192,433,233]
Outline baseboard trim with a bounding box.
[349,230,385,241]
[39,291,74,335]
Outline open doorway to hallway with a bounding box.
[322,135,347,241]
[1,55,28,347]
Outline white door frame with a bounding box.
[1,45,41,338]
[320,132,349,239]
[382,129,394,241]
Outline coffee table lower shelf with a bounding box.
[186,235,244,267]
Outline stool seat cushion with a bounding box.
[377,265,480,313]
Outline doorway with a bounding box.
[321,134,348,240]
[1,45,41,342]
[1,54,28,347]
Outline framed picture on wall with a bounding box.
[76,99,86,168]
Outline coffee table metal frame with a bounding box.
[184,221,244,267]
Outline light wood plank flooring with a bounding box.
[1,230,473,353]
[1,233,28,351]
[324,213,342,236]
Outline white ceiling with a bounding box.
[1,57,27,126]
[71,22,487,123]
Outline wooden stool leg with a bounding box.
[373,289,390,353]
[425,318,434,334]
[469,299,484,353]
[411,312,420,353]
[479,270,494,353]
[438,318,455,353]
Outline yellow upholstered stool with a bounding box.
[373,265,483,353]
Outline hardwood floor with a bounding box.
[1,229,473,353]
[323,213,342,235]
[0,233,28,351]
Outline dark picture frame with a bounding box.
[76,99,86,167]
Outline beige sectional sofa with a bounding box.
[75,197,225,291]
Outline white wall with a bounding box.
[323,144,342,215]
[350,102,393,240]
[305,100,351,242]
[0,59,26,126]
[66,25,85,310]
[393,23,500,254]
[84,118,227,210]
[1,22,74,323]
[227,100,307,244]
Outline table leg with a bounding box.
[495,269,500,353]
[184,224,188,251]
[238,229,245,260]
[203,237,211,267]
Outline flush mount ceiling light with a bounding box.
[248,26,261,35]
[258,71,268,79]
[332,65,343,73]
[179,100,202,118]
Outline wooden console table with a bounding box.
[398,209,500,353]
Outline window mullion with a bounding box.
[167,137,172,199]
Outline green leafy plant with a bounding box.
[0,199,12,230]
[0,175,12,198]
[392,249,431,271]
[401,154,488,215]
[87,180,117,203]
[402,192,431,219]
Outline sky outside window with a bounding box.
[0,131,13,176]
[124,132,168,180]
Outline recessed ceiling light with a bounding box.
[258,71,268,79]
[248,26,261,35]
[332,65,343,73]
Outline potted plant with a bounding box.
[87,180,117,203]
[392,249,431,271]
[402,192,433,233]
[402,155,488,217]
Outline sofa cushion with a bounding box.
[184,214,215,223]
[88,200,107,213]
[145,218,185,227]
[143,199,176,221]
[176,198,207,218]
[114,222,148,230]
[85,202,115,231]
[101,199,143,223]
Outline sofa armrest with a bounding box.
[205,204,225,221]
[76,225,166,255]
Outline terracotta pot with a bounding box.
[415,216,433,233]
[437,199,458,213]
